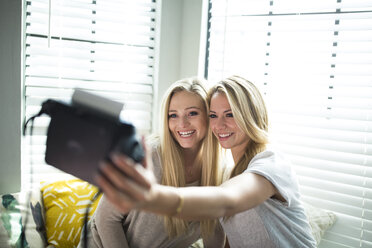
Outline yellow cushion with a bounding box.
[41,179,102,248]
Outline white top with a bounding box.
[219,150,317,248]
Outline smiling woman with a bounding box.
[79,77,224,248]
[168,90,208,182]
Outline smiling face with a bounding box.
[168,91,207,150]
[209,92,249,160]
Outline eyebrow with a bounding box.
[169,106,202,112]
[209,109,232,113]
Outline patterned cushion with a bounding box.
[303,202,337,244]
[41,179,102,248]
[0,190,47,248]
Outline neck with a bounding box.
[232,142,267,164]
[182,144,202,183]
[231,145,247,164]
[182,144,200,167]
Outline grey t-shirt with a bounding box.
[219,150,317,248]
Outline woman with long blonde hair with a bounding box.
[97,75,317,248]
[79,77,224,248]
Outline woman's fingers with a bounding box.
[98,160,150,202]
[95,149,157,213]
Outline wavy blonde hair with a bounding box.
[207,75,269,178]
[158,77,222,238]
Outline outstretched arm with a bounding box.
[97,154,278,220]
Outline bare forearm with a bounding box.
[141,173,275,220]
[140,184,180,216]
[177,186,234,219]
[97,154,276,221]
[142,185,235,220]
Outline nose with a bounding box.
[213,116,226,130]
[179,115,190,128]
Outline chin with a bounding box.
[180,144,194,149]
[178,141,195,149]
[220,143,232,149]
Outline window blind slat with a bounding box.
[279,144,371,166]
[270,114,372,133]
[25,67,154,81]
[25,87,153,103]
[298,176,372,200]
[267,97,372,110]
[26,75,153,86]
[271,125,372,144]
[26,28,155,46]
[300,186,372,211]
[273,135,372,155]
[27,1,157,19]
[26,48,155,64]
[26,36,155,57]
[270,107,372,121]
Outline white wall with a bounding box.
[0,0,207,193]
[154,0,207,130]
[0,0,22,194]
[179,0,208,79]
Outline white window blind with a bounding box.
[23,0,158,188]
[206,0,372,247]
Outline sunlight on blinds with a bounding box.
[207,0,372,247]
[23,0,158,189]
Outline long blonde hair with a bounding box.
[158,77,222,238]
[208,75,269,178]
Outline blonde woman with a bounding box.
[97,76,317,247]
[79,78,224,248]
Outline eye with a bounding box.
[168,113,177,119]
[226,112,233,118]
[189,111,199,116]
[209,114,217,118]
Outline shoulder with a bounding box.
[248,149,291,171]
[246,149,301,206]
[245,149,294,183]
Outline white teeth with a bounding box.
[219,133,232,138]
[179,130,195,137]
